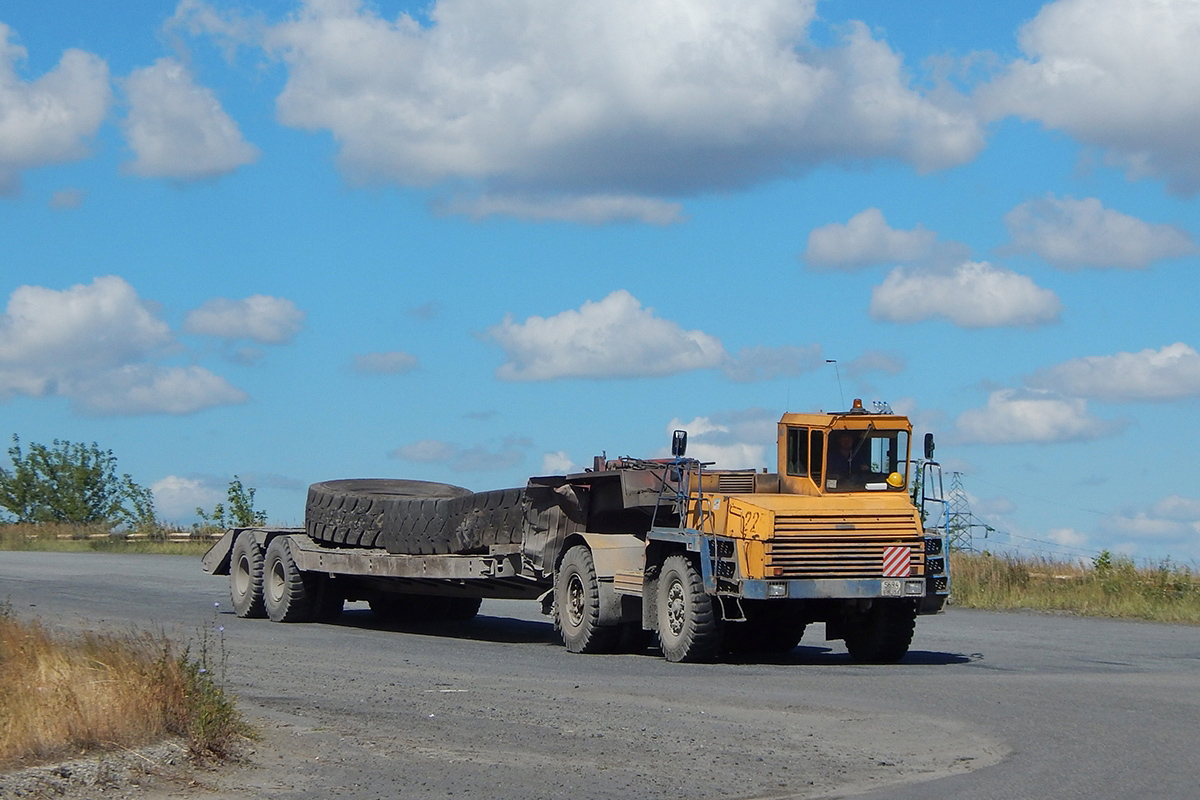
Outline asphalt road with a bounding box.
[2,551,1197,799]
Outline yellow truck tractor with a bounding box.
[204,400,949,664]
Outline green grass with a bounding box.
[949,550,1200,624]
[0,522,220,556]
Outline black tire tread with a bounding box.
[657,555,723,663]
[844,600,917,663]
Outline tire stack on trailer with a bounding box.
[305,479,528,555]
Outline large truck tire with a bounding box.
[725,600,807,655]
[451,488,527,553]
[229,533,266,619]
[263,536,316,623]
[844,600,916,663]
[306,479,471,550]
[555,545,619,654]
[384,495,468,554]
[657,555,723,663]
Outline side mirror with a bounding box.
[924,432,935,460]
[671,429,688,458]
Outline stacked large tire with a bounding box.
[305,479,528,555]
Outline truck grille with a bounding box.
[716,472,756,493]
[767,513,925,579]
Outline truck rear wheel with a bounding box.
[725,601,806,655]
[556,545,618,654]
[263,537,315,623]
[844,600,916,663]
[657,555,723,663]
[230,533,266,619]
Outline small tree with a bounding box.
[0,435,156,528]
[196,476,267,529]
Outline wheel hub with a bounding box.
[666,579,685,636]
[566,573,586,627]
[268,559,286,603]
[234,555,250,596]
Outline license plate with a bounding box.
[881,579,902,596]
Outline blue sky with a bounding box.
[2,0,1198,563]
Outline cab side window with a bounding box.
[785,427,808,476]
[809,430,825,485]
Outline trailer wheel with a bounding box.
[230,533,266,619]
[844,600,916,663]
[657,555,723,663]
[311,575,344,622]
[556,545,618,654]
[444,596,482,622]
[263,537,315,623]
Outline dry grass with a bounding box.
[0,605,248,769]
[0,523,219,556]
[949,551,1200,624]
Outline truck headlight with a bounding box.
[767,582,788,598]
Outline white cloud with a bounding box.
[438,194,684,225]
[1047,527,1088,548]
[1004,195,1197,269]
[151,474,225,520]
[393,439,458,463]
[49,188,85,210]
[722,344,823,383]
[265,0,982,213]
[0,276,247,415]
[389,438,526,472]
[540,451,579,475]
[71,364,247,415]
[487,290,725,380]
[0,276,170,372]
[845,350,905,378]
[870,261,1062,328]
[122,57,259,180]
[954,388,1121,444]
[184,294,305,343]
[1151,495,1200,521]
[352,351,419,374]
[1101,513,1193,541]
[666,408,777,470]
[979,0,1200,195]
[0,23,110,193]
[803,208,968,270]
[1027,343,1200,402]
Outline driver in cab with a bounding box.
[827,432,869,486]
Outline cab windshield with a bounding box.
[824,428,909,492]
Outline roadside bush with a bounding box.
[195,476,267,532]
[0,604,249,766]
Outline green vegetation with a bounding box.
[195,475,268,533]
[0,433,270,553]
[0,436,155,529]
[0,602,249,767]
[949,550,1200,624]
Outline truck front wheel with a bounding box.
[230,533,266,619]
[844,600,916,663]
[657,555,723,663]
[556,545,618,654]
[263,537,316,623]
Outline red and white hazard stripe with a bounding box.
[881,545,911,577]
